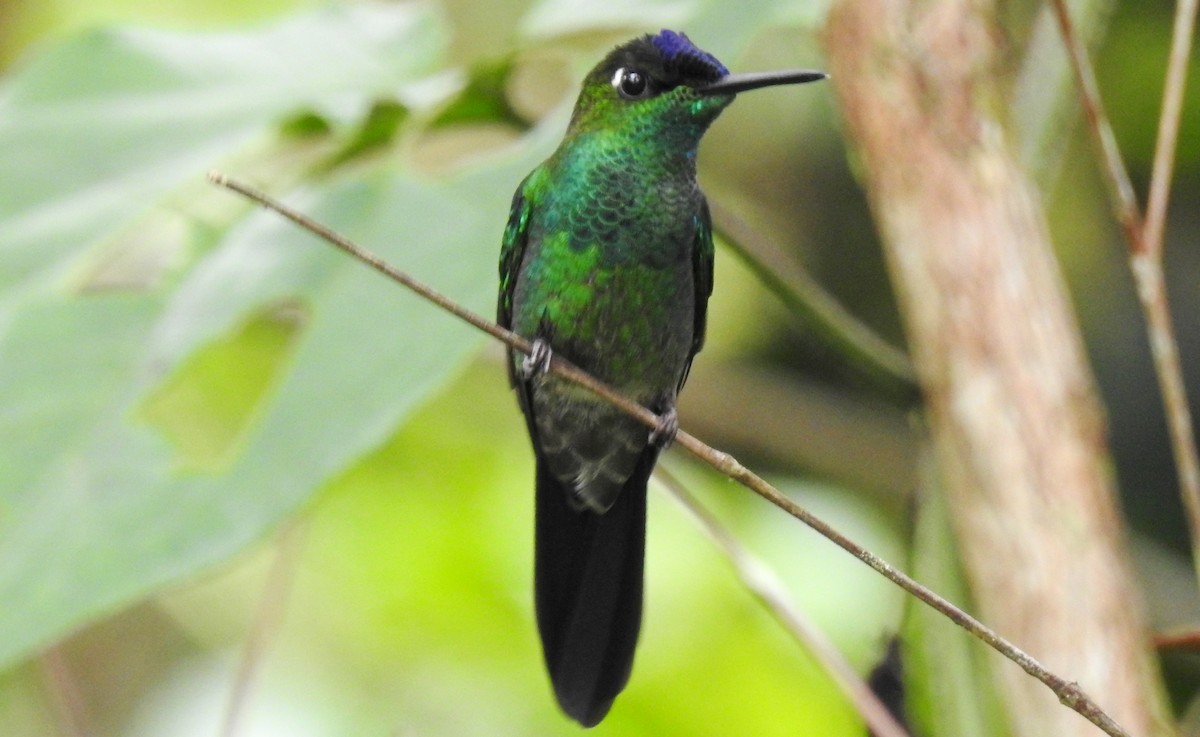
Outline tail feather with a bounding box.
[534,451,653,727]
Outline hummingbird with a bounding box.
[497,30,825,726]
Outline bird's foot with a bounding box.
[520,338,553,380]
[648,405,679,449]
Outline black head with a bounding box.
[601,30,730,101]
[566,30,826,137]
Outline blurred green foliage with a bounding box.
[0,0,1197,734]
[0,0,906,734]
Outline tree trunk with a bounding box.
[823,1,1171,735]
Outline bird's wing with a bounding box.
[498,173,534,334]
[680,195,715,391]
[499,173,539,395]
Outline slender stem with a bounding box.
[1143,0,1198,257]
[1047,0,1144,249]
[1049,0,1200,591]
[708,200,918,402]
[676,436,1131,737]
[206,171,1135,737]
[218,519,309,737]
[1132,253,1200,576]
[1013,0,1116,188]
[1139,0,1200,558]
[655,464,911,737]
[1154,627,1200,651]
[38,646,91,737]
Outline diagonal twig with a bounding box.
[1143,0,1199,257]
[708,200,918,402]
[1047,0,1143,247]
[205,170,1135,737]
[218,518,309,737]
[1049,0,1200,595]
[655,464,911,737]
[38,646,92,737]
[1154,627,1200,652]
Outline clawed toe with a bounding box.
[648,405,679,449]
[521,338,553,380]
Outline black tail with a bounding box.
[534,452,652,727]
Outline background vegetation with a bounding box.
[0,0,1195,735]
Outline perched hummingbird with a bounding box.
[497,30,825,726]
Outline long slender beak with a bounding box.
[698,69,828,96]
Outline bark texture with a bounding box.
[824,1,1170,735]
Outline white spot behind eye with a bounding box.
[611,67,625,89]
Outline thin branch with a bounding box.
[1139,0,1200,583]
[1013,0,1116,188]
[655,464,911,737]
[1143,0,1198,257]
[1154,627,1200,651]
[708,201,919,402]
[37,646,91,737]
[1047,0,1143,249]
[1133,255,1200,567]
[205,170,1135,737]
[218,518,309,737]
[1050,0,1200,593]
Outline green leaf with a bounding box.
[430,58,528,130]
[0,292,172,659]
[138,301,309,472]
[319,100,411,169]
[0,2,450,303]
[0,146,563,666]
[0,0,829,675]
[0,1,563,669]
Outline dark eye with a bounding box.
[612,67,652,100]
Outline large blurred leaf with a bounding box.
[0,2,451,303]
[0,0,830,674]
[0,2,557,668]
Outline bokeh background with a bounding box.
[0,0,1197,735]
